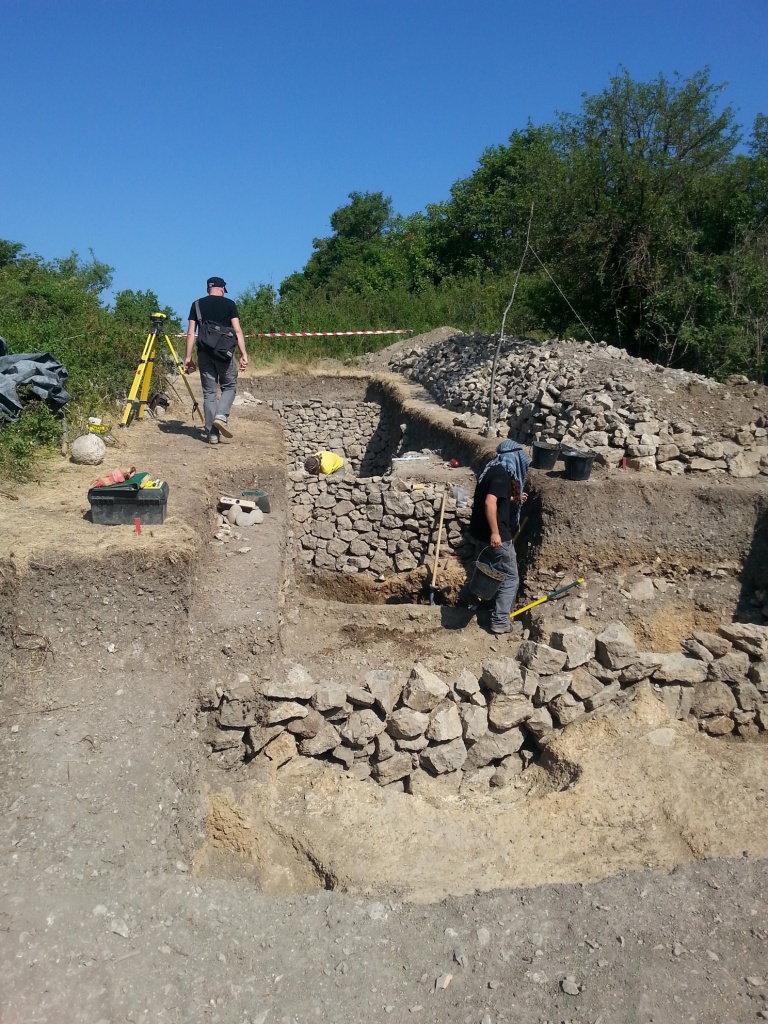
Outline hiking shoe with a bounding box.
[490,623,511,635]
[213,418,233,438]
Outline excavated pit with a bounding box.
[2,370,768,902]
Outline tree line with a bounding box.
[240,68,767,381]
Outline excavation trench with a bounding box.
[2,373,768,902]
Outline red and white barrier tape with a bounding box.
[248,329,411,338]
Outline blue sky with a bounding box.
[2,0,766,321]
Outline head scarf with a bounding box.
[477,440,531,528]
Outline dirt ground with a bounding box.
[1,369,767,1024]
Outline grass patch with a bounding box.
[0,403,63,483]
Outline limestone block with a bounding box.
[266,701,310,724]
[312,684,348,712]
[299,724,342,757]
[426,702,463,742]
[732,680,763,712]
[748,662,768,692]
[340,709,386,747]
[534,673,571,704]
[372,752,413,785]
[263,663,316,700]
[387,707,429,739]
[728,454,759,478]
[245,724,284,753]
[700,715,734,736]
[524,704,554,739]
[691,680,737,718]
[263,731,297,766]
[706,651,751,683]
[653,654,709,686]
[286,709,325,739]
[584,681,620,711]
[658,460,686,475]
[692,631,732,657]
[549,692,585,726]
[373,732,396,762]
[549,626,595,669]
[568,668,603,701]
[480,658,525,694]
[718,623,768,659]
[595,621,637,669]
[488,693,533,730]
[626,456,657,472]
[420,738,467,775]
[454,668,481,699]
[364,669,403,714]
[458,704,488,743]
[402,663,450,711]
[463,729,524,770]
[395,734,429,752]
[517,641,568,676]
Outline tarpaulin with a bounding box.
[0,338,72,423]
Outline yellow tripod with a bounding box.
[120,313,202,427]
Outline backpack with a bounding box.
[194,300,237,361]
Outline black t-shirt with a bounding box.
[188,295,239,329]
[469,465,514,543]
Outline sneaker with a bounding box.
[490,623,511,635]
[213,417,233,438]
[207,433,219,445]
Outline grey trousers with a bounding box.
[462,538,520,630]
[197,347,238,433]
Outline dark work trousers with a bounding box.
[461,538,520,631]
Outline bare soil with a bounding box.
[1,367,767,1024]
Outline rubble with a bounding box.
[388,334,768,477]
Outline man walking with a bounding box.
[461,440,530,634]
[183,276,248,444]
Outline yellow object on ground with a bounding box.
[317,451,344,475]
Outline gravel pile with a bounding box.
[390,335,768,476]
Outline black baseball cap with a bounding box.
[207,276,227,292]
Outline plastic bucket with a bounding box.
[563,449,595,481]
[532,441,560,470]
[469,558,505,601]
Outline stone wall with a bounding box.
[205,621,768,788]
[270,397,472,575]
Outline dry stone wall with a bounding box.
[205,621,768,788]
[270,397,471,575]
[391,336,768,477]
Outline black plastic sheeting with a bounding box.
[0,337,72,424]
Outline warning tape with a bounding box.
[169,328,411,339]
[248,329,411,338]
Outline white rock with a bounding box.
[71,434,106,465]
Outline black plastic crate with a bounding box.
[88,481,169,526]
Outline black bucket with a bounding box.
[469,555,505,601]
[532,440,560,470]
[562,448,595,481]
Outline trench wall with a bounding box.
[269,396,472,575]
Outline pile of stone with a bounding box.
[205,621,768,789]
[390,336,768,477]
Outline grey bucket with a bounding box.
[469,553,505,601]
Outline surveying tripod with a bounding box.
[120,313,202,427]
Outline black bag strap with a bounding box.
[195,300,202,327]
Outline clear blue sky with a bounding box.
[2,0,766,322]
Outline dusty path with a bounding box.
[1,374,767,1023]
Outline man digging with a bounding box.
[461,439,530,635]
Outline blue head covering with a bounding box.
[477,440,531,528]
